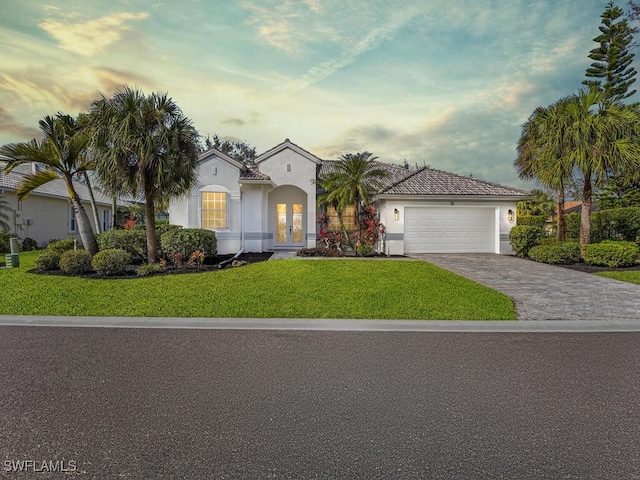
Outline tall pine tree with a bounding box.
[583,1,637,105]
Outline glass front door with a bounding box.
[276,203,304,245]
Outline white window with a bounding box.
[68,205,77,233]
[202,191,227,229]
[102,210,112,231]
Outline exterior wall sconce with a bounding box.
[212,167,217,175]
[286,164,291,172]
[394,208,399,221]
[508,209,515,223]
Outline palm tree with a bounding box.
[564,87,640,246]
[317,152,388,247]
[0,114,99,255]
[0,194,12,232]
[89,86,199,263]
[515,97,575,241]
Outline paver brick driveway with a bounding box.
[412,254,640,321]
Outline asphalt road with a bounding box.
[1,327,639,479]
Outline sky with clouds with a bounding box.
[0,0,631,189]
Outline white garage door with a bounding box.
[404,207,496,253]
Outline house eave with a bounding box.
[374,194,533,202]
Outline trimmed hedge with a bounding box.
[96,230,147,262]
[35,250,61,270]
[0,232,10,254]
[21,237,38,251]
[59,249,92,274]
[48,239,76,253]
[509,225,543,257]
[516,215,547,229]
[582,241,639,268]
[528,242,581,265]
[161,228,217,259]
[565,207,640,242]
[91,249,132,276]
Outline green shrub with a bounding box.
[59,249,92,274]
[156,224,182,238]
[591,207,640,243]
[160,228,216,260]
[357,243,374,256]
[516,215,547,229]
[565,212,581,240]
[528,242,581,265]
[0,232,10,253]
[96,230,147,262]
[582,241,640,268]
[21,237,38,251]
[136,263,162,276]
[47,239,76,253]
[91,249,132,276]
[509,225,543,257]
[35,250,61,270]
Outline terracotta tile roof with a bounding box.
[319,160,529,197]
[319,160,415,189]
[380,166,530,197]
[239,168,271,181]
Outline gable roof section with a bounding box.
[1,164,130,205]
[255,139,322,165]
[379,166,530,197]
[197,147,247,172]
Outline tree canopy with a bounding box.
[0,114,99,255]
[89,86,200,263]
[583,1,637,105]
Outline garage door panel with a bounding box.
[404,207,495,253]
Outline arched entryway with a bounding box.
[268,185,307,249]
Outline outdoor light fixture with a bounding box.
[286,164,291,172]
[508,209,515,223]
[394,208,399,221]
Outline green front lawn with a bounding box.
[0,251,516,320]
[595,270,640,285]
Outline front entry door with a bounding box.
[276,203,304,246]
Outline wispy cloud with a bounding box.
[39,11,149,56]
[0,107,40,140]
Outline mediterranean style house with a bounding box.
[169,139,530,255]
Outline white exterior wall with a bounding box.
[241,184,268,253]
[257,149,318,249]
[169,155,243,255]
[378,198,518,255]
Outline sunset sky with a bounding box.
[0,0,628,189]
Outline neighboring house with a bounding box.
[169,139,531,255]
[0,162,127,248]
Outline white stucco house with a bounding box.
[169,139,530,256]
[0,162,125,248]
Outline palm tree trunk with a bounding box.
[70,194,99,256]
[580,171,592,250]
[144,184,158,263]
[556,186,565,242]
[111,195,117,231]
[83,172,101,234]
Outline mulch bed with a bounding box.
[556,262,640,273]
[29,252,273,279]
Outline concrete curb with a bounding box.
[1,316,640,332]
